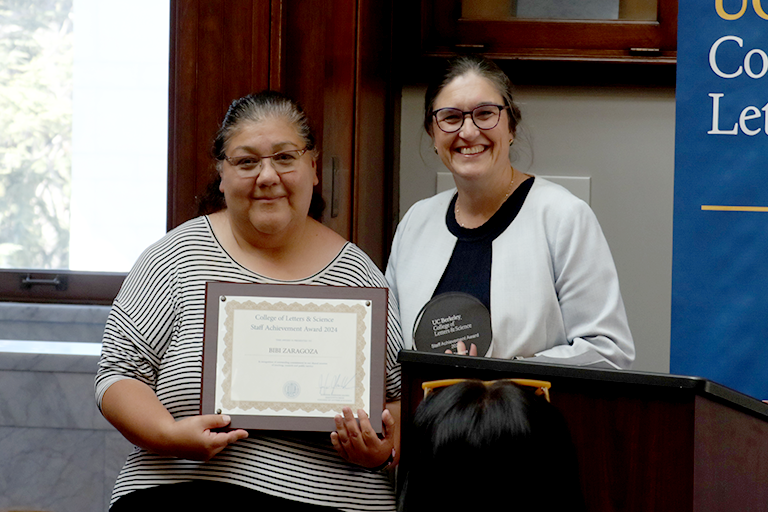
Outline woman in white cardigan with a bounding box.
[385,55,634,369]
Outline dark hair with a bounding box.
[398,380,585,512]
[197,90,325,219]
[423,55,522,138]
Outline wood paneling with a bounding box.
[418,0,678,63]
[693,396,768,510]
[168,0,395,267]
[280,0,357,241]
[168,0,272,230]
[354,0,397,267]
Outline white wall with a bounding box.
[399,85,676,373]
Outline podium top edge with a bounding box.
[397,350,768,419]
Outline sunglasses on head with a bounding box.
[422,378,551,402]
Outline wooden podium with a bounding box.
[398,351,768,512]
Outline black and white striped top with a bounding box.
[96,216,403,511]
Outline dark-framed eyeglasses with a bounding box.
[432,104,509,133]
[422,378,551,402]
[223,148,309,177]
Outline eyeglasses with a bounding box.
[422,378,551,402]
[223,148,309,177]
[432,104,509,133]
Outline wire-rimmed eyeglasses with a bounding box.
[432,104,509,133]
[422,378,551,402]
[223,148,309,178]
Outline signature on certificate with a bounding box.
[319,374,355,395]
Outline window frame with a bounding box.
[0,270,125,305]
[0,0,397,305]
[0,0,176,305]
[0,0,255,305]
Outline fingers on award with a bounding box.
[412,292,492,356]
[201,282,388,432]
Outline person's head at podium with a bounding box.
[398,379,585,512]
[96,90,404,510]
[385,54,635,368]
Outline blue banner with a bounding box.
[672,0,768,398]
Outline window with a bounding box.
[0,0,169,304]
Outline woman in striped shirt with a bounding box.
[96,91,403,511]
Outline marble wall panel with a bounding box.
[0,303,110,343]
[0,371,110,430]
[0,427,110,512]
[0,305,134,511]
[0,353,99,373]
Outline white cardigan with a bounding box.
[385,177,635,369]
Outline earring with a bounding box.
[434,147,438,154]
[509,139,514,146]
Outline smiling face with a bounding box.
[218,116,318,239]
[431,73,514,185]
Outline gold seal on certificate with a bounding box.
[201,282,388,432]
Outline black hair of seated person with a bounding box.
[398,380,586,512]
[196,90,326,220]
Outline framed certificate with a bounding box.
[201,282,388,432]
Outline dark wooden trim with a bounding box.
[167,0,198,231]
[269,0,284,90]
[167,0,272,231]
[280,0,357,241]
[0,270,125,305]
[401,53,677,88]
[415,0,678,66]
[353,0,396,267]
[428,0,677,54]
[693,396,768,509]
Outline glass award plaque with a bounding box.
[412,292,492,357]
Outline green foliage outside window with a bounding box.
[0,0,73,269]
